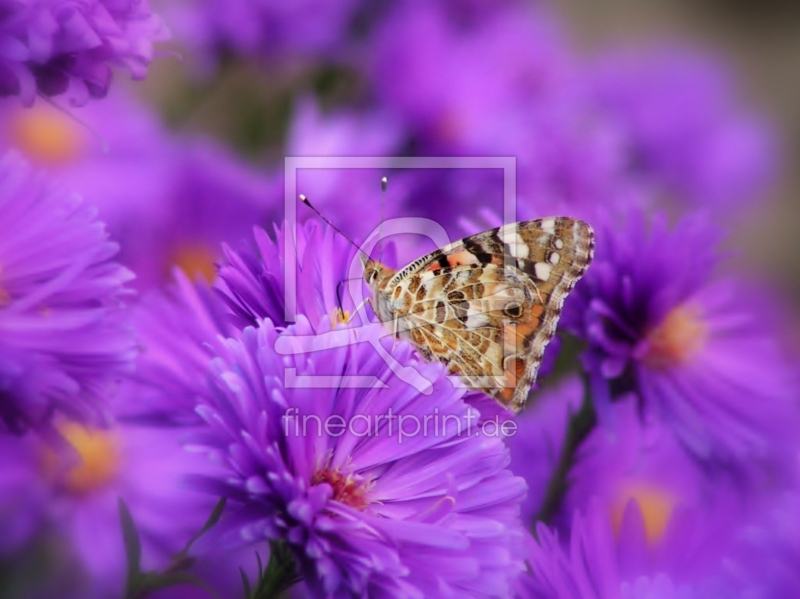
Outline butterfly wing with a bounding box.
[383,217,594,411]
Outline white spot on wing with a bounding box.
[498,226,529,259]
[534,262,552,281]
[554,238,564,249]
[541,218,556,234]
[549,252,560,265]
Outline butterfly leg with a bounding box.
[392,313,399,351]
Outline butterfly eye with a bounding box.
[368,270,377,283]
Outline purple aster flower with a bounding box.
[186,317,527,598]
[0,150,134,433]
[564,209,800,470]
[0,0,169,106]
[518,496,733,598]
[0,90,277,290]
[113,271,238,425]
[0,419,223,598]
[589,46,776,213]
[217,220,366,332]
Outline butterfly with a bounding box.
[361,217,594,412]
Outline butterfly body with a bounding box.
[363,217,594,412]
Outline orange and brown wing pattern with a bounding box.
[380,217,594,412]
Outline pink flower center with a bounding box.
[311,469,369,510]
[645,304,708,368]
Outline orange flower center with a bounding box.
[53,423,121,495]
[170,243,218,283]
[611,484,676,545]
[331,307,350,326]
[645,304,708,368]
[311,469,369,510]
[9,106,85,166]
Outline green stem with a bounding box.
[532,380,597,529]
[250,541,302,599]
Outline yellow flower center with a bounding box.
[170,244,218,283]
[645,304,708,368]
[332,307,350,326]
[311,469,369,510]
[612,484,676,545]
[56,423,120,495]
[9,106,85,166]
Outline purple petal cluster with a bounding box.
[0,151,134,433]
[187,317,527,598]
[0,90,277,290]
[217,220,363,331]
[0,0,169,106]
[519,498,717,598]
[564,209,800,469]
[0,421,221,598]
[169,0,362,71]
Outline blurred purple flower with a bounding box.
[518,497,731,598]
[186,317,527,598]
[0,0,169,106]
[0,150,134,433]
[114,271,237,425]
[0,91,277,290]
[0,420,219,598]
[368,1,635,218]
[505,375,582,525]
[281,97,406,244]
[589,47,777,213]
[168,0,361,72]
[717,462,800,597]
[564,209,800,470]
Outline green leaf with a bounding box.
[133,571,220,598]
[250,541,301,599]
[240,567,252,599]
[181,497,228,556]
[118,498,142,591]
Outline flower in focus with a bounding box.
[0,420,219,598]
[187,318,527,598]
[0,0,169,106]
[217,220,365,332]
[564,209,799,469]
[0,151,134,433]
[589,47,776,213]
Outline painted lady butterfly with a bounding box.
[361,218,594,412]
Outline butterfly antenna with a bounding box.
[37,94,109,155]
[379,176,387,262]
[299,194,368,261]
